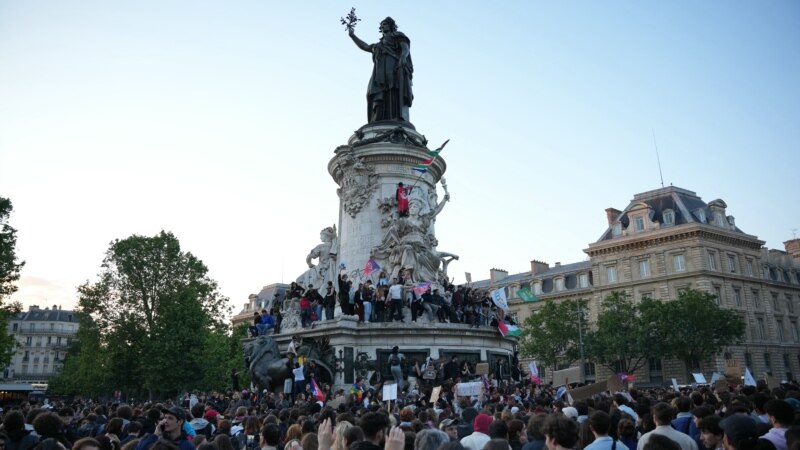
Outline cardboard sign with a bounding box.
[692,373,707,384]
[672,378,680,392]
[715,379,728,393]
[456,382,483,397]
[570,380,608,401]
[725,359,741,385]
[430,386,442,403]
[607,374,624,393]
[552,366,581,387]
[475,363,489,376]
[382,383,397,401]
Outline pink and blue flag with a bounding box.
[413,282,432,295]
[363,258,381,276]
[309,378,326,403]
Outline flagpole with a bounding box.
[410,139,449,189]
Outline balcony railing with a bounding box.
[16,328,77,336]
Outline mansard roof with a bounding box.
[13,308,78,323]
[596,186,747,242]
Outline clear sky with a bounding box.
[1,1,798,316]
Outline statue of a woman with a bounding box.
[348,17,413,123]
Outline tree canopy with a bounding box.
[519,298,587,372]
[50,231,235,398]
[0,197,23,367]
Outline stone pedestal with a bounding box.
[328,123,447,283]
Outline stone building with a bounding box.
[477,186,800,385]
[2,305,79,383]
[230,283,289,328]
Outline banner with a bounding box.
[528,361,540,385]
[456,382,483,397]
[518,287,538,302]
[491,287,509,311]
[744,368,757,387]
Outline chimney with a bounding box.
[490,268,508,283]
[555,262,561,267]
[606,208,622,226]
[785,239,800,260]
[29,305,39,311]
[530,260,550,275]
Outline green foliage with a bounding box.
[49,231,233,398]
[584,291,664,375]
[519,298,587,371]
[653,289,746,373]
[0,197,24,368]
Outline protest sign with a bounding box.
[552,366,581,387]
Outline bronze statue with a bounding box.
[348,16,413,124]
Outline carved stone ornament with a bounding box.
[336,153,379,218]
[352,126,427,149]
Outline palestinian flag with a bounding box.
[413,139,449,173]
[497,321,522,337]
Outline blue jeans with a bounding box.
[364,301,372,322]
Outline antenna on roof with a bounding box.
[652,130,665,188]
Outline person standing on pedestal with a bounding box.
[338,271,352,315]
[396,182,412,217]
[388,346,405,393]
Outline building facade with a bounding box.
[477,186,800,385]
[231,283,289,328]
[2,305,79,383]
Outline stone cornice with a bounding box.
[584,225,764,257]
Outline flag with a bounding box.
[413,282,432,295]
[309,378,326,403]
[491,287,509,311]
[412,139,449,174]
[744,367,757,386]
[497,321,522,337]
[517,287,538,302]
[350,384,363,401]
[363,258,380,276]
[528,361,541,385]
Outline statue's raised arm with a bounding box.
[430,178,450,218]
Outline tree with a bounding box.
[584,291,666,375]
[0,197,24,368]
[519,298,587,373]
[654,289,745,377]
[54,231,231,398]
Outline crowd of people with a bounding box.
[4,377,800,450]
[247,274,515,337]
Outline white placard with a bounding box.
[671,378,680,391]
[709,372,722,383]
[456,382,483,397]
[692,373,707,384]
[382,383,398,401]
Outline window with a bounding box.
[713,287,722,305]
[773,294,781,313]
[612,223,622,236]
[708,251,718,271]
[696,209,706,223]
[757,318,767,340]
[579,274,589,288]
[649,357,663,371]
[25,337,31,345]
[734,288,742,307]
[728,255,737,273]
[663,209,675,225]
[746,259,754,276]
[673,254,686,272]
[12,323,17,332]
[555,278,564,291]
[777,320,785,340]
[607,266,617,283]
[635,216,645,232]
[533,283,542,295]
[745,353,753,369]
[585,362,596,377]
[753,290,761,308]
[764,353,772,373]
[641,291,654,301]
[639,260,650,278]
[788,295,795,314]
[792,322,799,342]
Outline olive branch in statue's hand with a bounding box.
[340,7,360,31]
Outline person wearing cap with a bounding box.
[135,406,194,450]
[761,400,794,450]
[718,414,767,450]
[637,403,698,450]
[460,413,492,450]
[440,419,459,441]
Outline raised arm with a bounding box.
[348,29,371,52]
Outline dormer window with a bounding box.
[555,278,565,291]
[663,209,675,226]
[695,209,706,223]
[715,213,726,228]
[612,222,622,236]
[634,216,645,232]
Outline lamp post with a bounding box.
[577,301,586,383]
